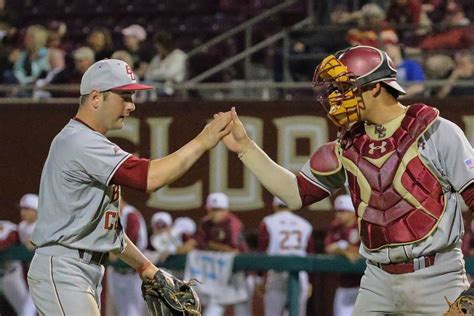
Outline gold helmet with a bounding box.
[312,45,406,127]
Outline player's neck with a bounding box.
[366,101,406,125]
[74,112,107,134]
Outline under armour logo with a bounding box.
[368,141,387,154]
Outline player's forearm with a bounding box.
[119,235,151,270]
[147,138,205,192]
[239,141,303,209]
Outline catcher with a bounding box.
[220,45,474,315]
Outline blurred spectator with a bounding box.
[436,50,474,98]
[0,220,33,316]
[324,195,361,316]
[17,193,38,316]
[121,24,152,79]
[420,2,473,50]
[86,27,113,61]
[258,197,314,316]
[193,192,250,316]
[111,50,134,69]
[424,53,455,97]
[144,31,187,96]
[387,0,423,26]
[107,200,147,316]
[384,44,426,97]
[387,0,432,45]
[46,20,68,50]
[346,3,399,48]
[3,25,50,96]
[49,46,95,96]
[33,48,65,99]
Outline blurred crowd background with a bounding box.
[0,0,473,100]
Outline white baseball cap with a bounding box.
[173,217,197,235]
[151,212,172,229]
[19,193,39,210]
[80,59,153,95]
[121,24,147,41]
[334,195,355,213]
[206,192,229,209]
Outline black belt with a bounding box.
[78,249,109,265]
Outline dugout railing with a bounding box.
[3,245,474,316]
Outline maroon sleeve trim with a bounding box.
[296,173,330,206]
[461,183,474,211]
[112,156,150,192]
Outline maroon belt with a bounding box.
[370,255,436,274]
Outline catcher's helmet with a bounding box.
[312,45,406,127]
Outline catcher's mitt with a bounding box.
[443,288,474,315]
[142,269,201,316]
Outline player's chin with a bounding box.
[113,117,126,129]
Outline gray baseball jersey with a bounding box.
[300,117,474,263]
[31,119,131,252]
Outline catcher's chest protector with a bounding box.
[341,104,445,250]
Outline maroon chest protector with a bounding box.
[341,104,444,250]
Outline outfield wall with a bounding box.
[2,97,474,228]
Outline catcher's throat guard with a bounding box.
[312,54,364,127]
[142,269,201,316]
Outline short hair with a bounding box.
[26,24,49,50]
[78,91,109,106]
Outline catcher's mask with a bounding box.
[312,45,406,127]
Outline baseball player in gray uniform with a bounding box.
[221,45,474,314]
[27,59,232,316]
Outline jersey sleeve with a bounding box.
[299,142,347,196]
[434,118,474,192]
[68,132,131,186]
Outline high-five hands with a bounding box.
[196,111,233,150]
[214,107,252,153]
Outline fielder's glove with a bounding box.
[443,288,474,315]
[142,269,201,316]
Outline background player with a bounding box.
[0,217,32,316]
[258,196,314,316]
[107,199,147,316]
[221,45,474,314]
[324,194,361,316]
[193,192,250,316]
[27,59,232,315]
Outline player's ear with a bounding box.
[371,83,382,98]
[89,90,102,109]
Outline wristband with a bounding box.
[137,260,152,274]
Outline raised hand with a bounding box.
[195,111,232,150]
[219,107,252,153]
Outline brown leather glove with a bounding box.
[443,288,474,315]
